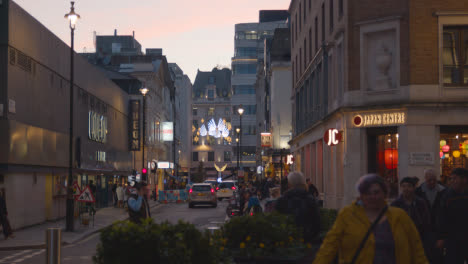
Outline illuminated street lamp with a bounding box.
[65,1,80,232]
[237,105,244,182]
[140,87,149,181]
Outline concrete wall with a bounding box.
[271,63,292,150]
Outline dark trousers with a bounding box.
[0,214,12,238]
[445,240,468,264]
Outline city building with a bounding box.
[289,0,468,209]
[257,28,293,180]
[231,10,289,180]
[191,68,234,180]
[83,34,184,192]
[169,63,193,180]
[1,1,133,228]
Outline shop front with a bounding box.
[292,106,468,210]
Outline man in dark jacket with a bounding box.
[436,168,468,264]
[416,169,446,263]
[128,181,151,224]
[275,172,320,243]
[392,177,431,258]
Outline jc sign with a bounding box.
[323,129,342,146]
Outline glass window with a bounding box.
[443,27,468,85]
[233,85,255,94]
[192,152,198,161]
[224,151,231,162]
[208,152,215,161]
[208,76,216,84]
[245,31,258,40]
[440,131,468,185]
[368,132,399,198]
[208,90,214,99]
[219,182,234,189]
[235,31,245,40]
[193,120,199,130]
[192,185,211,192]
[235,47,257,57]
[192,108,198,116]
[232,64,257,75]
[339,0,344,18]
[208,107,215,116]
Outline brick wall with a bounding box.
[409,0,468,85]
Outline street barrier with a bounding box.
[157,189,188,203]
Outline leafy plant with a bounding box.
[93,219,229,264]
[319,208,338,239]
[221,213,309,260]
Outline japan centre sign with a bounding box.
[129,100,141,151]
[161,122,173,141]
[353,112,406,127]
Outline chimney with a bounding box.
[114,29,117,36]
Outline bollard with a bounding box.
[46,228,61,264]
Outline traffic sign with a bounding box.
[76,186,96,203]
[73,182,81,197]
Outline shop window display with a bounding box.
[440,133,468,184]
[369,132,399,198]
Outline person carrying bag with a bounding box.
[313,174,428,264]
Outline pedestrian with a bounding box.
[436,168,468,264]
[112,183,117,207]
[275,171,320,243]
[246,188,262,215]
[391,177,431,258]
[264,187,281,213]
[306,178,319,198]
[416,168,446,263]
[0,189,14,240]
[123,184,129,209]
[313,174,428,264]
[116,184,124,208]
[128,181,151,224]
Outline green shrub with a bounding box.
[319,208,338,239]
[221,213,309,259]
[93,219,228,264]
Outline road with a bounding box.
[0,200,229,264]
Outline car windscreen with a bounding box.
[192,185,211,192]
[219,182,234,189]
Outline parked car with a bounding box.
[216,181,238,200]
[188,183,217,208]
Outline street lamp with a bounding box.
[140,87,149,181]
[237,105,244,182]
[65,1,80,232]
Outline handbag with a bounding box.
[349,206,388,264]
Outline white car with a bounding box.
[188,183,217,208]
[216,181,238,200]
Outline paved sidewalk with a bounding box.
[0,200,162,251]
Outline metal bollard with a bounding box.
[46,228,61,264]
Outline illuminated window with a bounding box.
[208,107,215,116]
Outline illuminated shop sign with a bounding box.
[129,100,141,151]
[157,161,174,169]
[161,122,174,141]
[261,132,272,147]
[353,112,406,127]
[96,151,106,162]
[323,129,342,146]
[88,111,107,143]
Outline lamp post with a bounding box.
[64,1,80,232]
[235,136,240,179]
[140,87,149,181]
[237,105,244,182]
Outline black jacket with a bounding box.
[391,195,431,235]
[415,183,446,231]
[436,188,468,242]
[275,188,320,243]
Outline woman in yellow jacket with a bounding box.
[313,174,428,264]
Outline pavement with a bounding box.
[0,200,162,251]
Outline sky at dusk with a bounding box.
[14,0,291,82]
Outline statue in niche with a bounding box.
[374,43,393,90]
